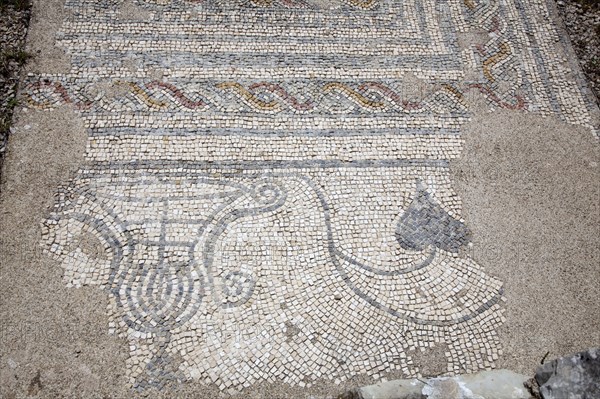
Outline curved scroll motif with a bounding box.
[196,178,288,309]
[42,187,128,288]
[293,175,504,327]
[43,172,505,390]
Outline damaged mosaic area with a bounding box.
[43,168,505,391]
[32,0,596,393]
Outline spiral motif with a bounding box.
[250,181,283,207]
[220,271,256,308]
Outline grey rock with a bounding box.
[457,370,530,398]
[536,348,600,399]
[357,369,529,399]
[359,379,425,399]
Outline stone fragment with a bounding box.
[535,348,600,399]
[359,379,425,399]
[357,370,529,399]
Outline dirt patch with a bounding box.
[410,344,450,378]
[452,106,600,376]
[23,0,70,75]
[27,370,42,396]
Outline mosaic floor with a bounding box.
[27,0,597,393]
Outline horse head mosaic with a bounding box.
[35,0,596,393]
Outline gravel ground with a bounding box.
[0,0,31,170]
[557,0,600,101]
